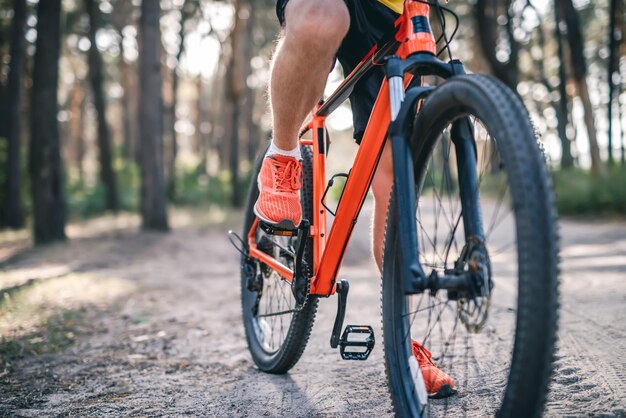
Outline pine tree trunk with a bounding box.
[619,75,625,165]
[167,0,195,200]
[78,90,87,182]
[225,0,252,207]
[247,93,261,164]
[1,0,26,229]
[607,0,622,165]
[168,71,179,200]
[118,37,135,162]
[69,80,85,182]
[139,0,168,230]
[29,0,66,243]
[474,0,519,91]
[211,53,227,173]
[86,0,118,211]
[243,1,257,166]
[194,76,207,173]
[557,0,604,177]
[113,0,139,164]
[554,2,574,168]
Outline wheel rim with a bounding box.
[250,232,298,355]
[405,116,519,415]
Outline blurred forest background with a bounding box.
[0,0,623,244]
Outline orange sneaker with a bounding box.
[412,339,457,399]
[254,154,302,229]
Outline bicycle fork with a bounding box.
[386,57,487,297]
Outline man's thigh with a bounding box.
[274,0,398,142]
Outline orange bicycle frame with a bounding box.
[247,0,437,297]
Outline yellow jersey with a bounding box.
[378,0,404,14]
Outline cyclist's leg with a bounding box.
[255,0,349,228]
[371,142,393,272]
[373,126,457,399]
[271,0,349,150]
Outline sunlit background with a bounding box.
[0,1,625,416]
[0,0,624,232]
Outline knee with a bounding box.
[284,0,350,53]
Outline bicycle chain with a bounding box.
[293,259,311,312]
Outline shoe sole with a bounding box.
[428,384,457,399]
[253,205,299,231]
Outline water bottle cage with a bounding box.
[321,172,349,217]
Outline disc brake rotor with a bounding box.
[456,242,492,333]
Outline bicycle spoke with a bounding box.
[402,298,445,319]
[252,232,300,353]
[490,241,516,257]
[485,181,510,240]
[421,297,450,347]
[443,211,463,265]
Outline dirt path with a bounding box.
[0,205,624,417]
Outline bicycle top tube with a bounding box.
[316,0,438,118]
[316,39,399,118]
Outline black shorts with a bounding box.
[276,0,398,142]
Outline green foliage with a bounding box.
[64,162,251,219]
[552,166,626,216]
[174,166,252,207]
[66,181,107,218]
[175,167,227,206]
[66,162,140,218]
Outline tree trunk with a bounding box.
[118,36,135,162]
[607,0,622,165]
[139,0,168,230]
[210,51,227,173]
[618,72,625,165]
[168,71,179,200]
[247,94,261,164]
[113,0,139,163]
[194,76,207,173]
[556,0,604,177]
[86,0,118,211]
[69,80,86,182]
[167,0,196,200]
[225,0,252,207]
[243,1,257,166]
[474,0,519,91]
[1,0,26,229]
[554,3,574,168]
[29,0,66,243]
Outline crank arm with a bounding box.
[291,220,310,306]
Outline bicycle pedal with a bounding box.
[258,220,299,236]
[339,325,375,361]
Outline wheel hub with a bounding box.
[456,238,492,332]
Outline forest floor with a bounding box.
[0,203,624,417]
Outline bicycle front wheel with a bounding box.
[382,75,559,417]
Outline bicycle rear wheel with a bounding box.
[241,143,318,374]
[382,75,559,417]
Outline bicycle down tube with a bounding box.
[246,1,443,297]
[246,80,392,295]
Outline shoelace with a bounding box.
[271,158,302,192]
[412,341,436,367]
